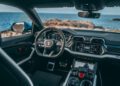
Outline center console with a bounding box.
[63,60,97,86]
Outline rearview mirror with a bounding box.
[78,12,100,18]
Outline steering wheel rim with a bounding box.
[35,27,65,58]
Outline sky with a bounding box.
[0,4,120,15]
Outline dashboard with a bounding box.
[62,29,120,60]
[2,28,120,63]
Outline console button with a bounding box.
[79,72,85,79]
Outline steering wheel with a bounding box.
[35,27,65,58]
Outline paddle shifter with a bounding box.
[63,61,97,86]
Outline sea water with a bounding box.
[0,12,120,31]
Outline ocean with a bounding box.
[0,12,120,31]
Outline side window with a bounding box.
[0,4,32,39]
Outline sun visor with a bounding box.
[0,0,120,10]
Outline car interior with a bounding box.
[1,0,120,86]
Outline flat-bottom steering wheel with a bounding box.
[35,27,65,58]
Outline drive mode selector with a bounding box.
[67,77,80,86]
[80,80,92,86]
[67,77,93,86]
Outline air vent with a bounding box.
[71,36,84,52]
[91,45,103,55]
[73,36,84,42]
[91,38,105,55]
[91,38,104,45]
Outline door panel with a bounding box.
[1,34,34,62]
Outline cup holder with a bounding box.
[80,80,92,86]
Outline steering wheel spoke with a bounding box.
[43,48,47,55]
[56,41,62,46]
[49,51,54,56]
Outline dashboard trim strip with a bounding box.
[17,47,35,65]
[0,48,33,86]
[62,71,72,86]
[65,48,120,60]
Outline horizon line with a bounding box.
[0,12,120,15]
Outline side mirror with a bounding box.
[78,11,100,18]
[11,22,25,33]
[11,22,32,33]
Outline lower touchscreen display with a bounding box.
[74,61,95,70]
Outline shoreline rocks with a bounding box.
[44,19,95,29]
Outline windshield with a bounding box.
[36,7,120,33]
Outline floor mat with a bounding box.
[32,71,62,86]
